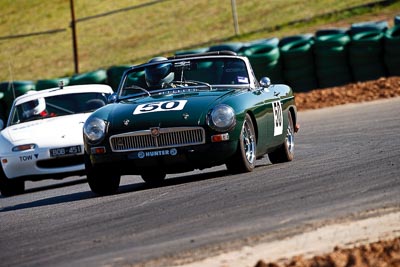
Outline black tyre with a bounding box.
[85,154,120,195]
[0,166,24,196]
[268,111,295,164]
[106,65,131,91]
[141,171,166,187]
[315,27,348,37]
[226,114,256,173]
[35,77,70,91]
[395,15,400,25]
[69,69,107,85]
[349,20,388,35]
[208,42,244,53]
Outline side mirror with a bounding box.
[0,119,4,130]
[260,77,271,88]
[108,93,117,103]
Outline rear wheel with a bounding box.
[85,154,121,195]
[0,167,24,196]
[268,111,295,164]
[141,171,166,187]
[226,113,257,173]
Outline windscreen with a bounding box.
[10,92,109,125]
[120,57,249,97]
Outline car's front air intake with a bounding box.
[110,127,205,152]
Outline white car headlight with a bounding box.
[207,104,236,132]
[84,117,106,143]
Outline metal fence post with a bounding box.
[70,0,79,74]
[231,0,240,35]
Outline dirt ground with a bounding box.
[294,76,400,111]
[255,237,400,267]
[257,76,400,267]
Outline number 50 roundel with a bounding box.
[133,100,187,114]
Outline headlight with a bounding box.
[83,117,106,143]
[207,104,236,132]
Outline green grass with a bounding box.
[0,0,398,82]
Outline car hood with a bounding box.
[1,113,90,145]
[106,90,238,131]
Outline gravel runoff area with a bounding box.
[176,76,400,267]
[295,76,400,111]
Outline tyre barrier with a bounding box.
[208,42,244,53]
[239,41,284,83]
[384,25,400,76]
[0,81,36,117]
[126,70,147,88]
[2,17,400,104]
[106,65,131,91]
[313,32,352,88]
[349,20,388,36]
[174,47,209,56]
[241,37,280,49]
[279,34,318,91]
[395,15,400,25]
[348,30,387,82]
[0,98,6,122]
[278,33,314,48]
[69,69,107,86]
[35,77,70,91]
[315,27,348,37]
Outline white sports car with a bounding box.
[0,84,113,196]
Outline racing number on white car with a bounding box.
[272,101,283,136]
[133,100,187,114]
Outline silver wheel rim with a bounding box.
[243,120,256,164]
[286,116,294,154]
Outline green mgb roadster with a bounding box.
[83,51,299,195]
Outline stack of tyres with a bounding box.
[0,81,36,120]
[349,20,388,35]
[383,25,400,76]
[238,38,284,83]
[313,29,352,88]
[348,21,388,82]
[0,88,6,122]
[35,77,70,91]
[396,15,400,25]
[208,42,244,53]
[348,30,387,82]
[0,101,6,122]
[279,34,318,92]
[175,47,209,56]
[125,70,147,88]
[107,65,131,91]
[0,83,7,121]
[69,69,107,86]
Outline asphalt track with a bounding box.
[0,97,399,267]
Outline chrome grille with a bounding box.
[110,127,205,152]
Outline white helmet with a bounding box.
[21,98,46,118]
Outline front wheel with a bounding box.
[226,113,257,173]
[85,154,121,195]
[0,167,25,196]
[268,111,295,164]
[141,171,166,187]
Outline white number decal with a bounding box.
[272,101,283,136]
[133,100,187,114]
